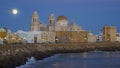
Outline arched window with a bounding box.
[50,20,52,24]
[33,18,34,22]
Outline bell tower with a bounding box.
[31,11,40,31]
[48,13,56,31]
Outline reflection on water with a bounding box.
[17,51,120,68]
[82,52,88,58]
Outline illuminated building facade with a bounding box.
[102,26,116,42]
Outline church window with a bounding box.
[33,18,34,22]
[35,19,36,22]
[50,20,52,24]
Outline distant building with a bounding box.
[0,38,3,44]
[56,31,89,43]
[40,31,55,43]
[0,28,7,44]
[116,33,120,42]
[0,28,7,39]
[102,26,116,42]
[31,11,82,32]
[16,30,37,43]
[16,30,55,43]
[30,11,90,43]
[88,33,97,42]
[96,35,102,42]
[6,33,22,44]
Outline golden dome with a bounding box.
[57,16,68,21]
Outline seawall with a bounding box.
[0,42,120,68]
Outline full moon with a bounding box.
[12,9,18,15]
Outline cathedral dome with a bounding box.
[57,16,68,21]
[68,21,82,31]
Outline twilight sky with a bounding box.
[0,0,120,34]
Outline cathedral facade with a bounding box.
[31,11,82,32]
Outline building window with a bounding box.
[50,20,52,24]
[33,18,34,22]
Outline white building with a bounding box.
[117,33,120,42]
[16,30,55,43]
[96,35,103,42]
[88,33,97,42]
[0,38,3,44]
[15,30,35,43]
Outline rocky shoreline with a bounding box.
[0,42,120,68]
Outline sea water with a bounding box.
[17,51,120,68]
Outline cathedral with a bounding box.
[31,11,82,32]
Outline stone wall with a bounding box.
[56,31,89,43]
